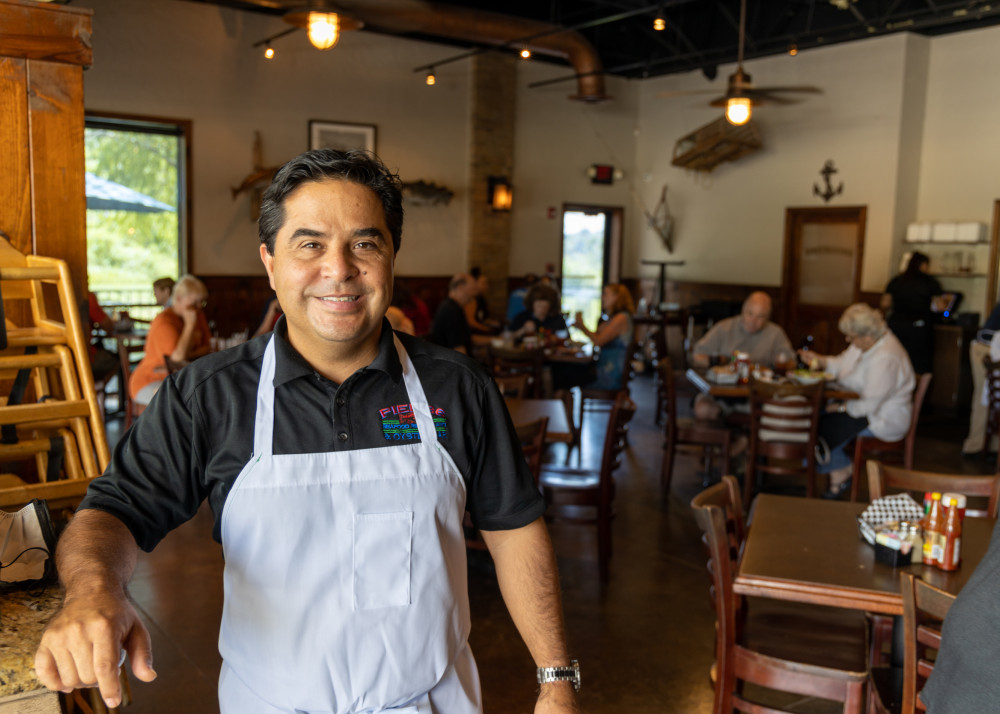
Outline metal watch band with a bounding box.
[536,659,580,692]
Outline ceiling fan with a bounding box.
[662,0,822,125]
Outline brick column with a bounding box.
[468,51,516,320]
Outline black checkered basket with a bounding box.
[857,493,925,545]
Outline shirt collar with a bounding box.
[271,316,403,387]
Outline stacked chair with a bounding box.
[0,237,109,513]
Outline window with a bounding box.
[85,114,189,320]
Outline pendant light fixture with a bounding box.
[284,4,364,51]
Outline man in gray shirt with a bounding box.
[692,291,793,369]
[691,292,793,421]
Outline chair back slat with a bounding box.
[867,461,1000,518]
[746,378,824,501]
[515,416,548,484]
[901,572,955,713]
[488,345,545,398]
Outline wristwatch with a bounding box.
[537,660,580,692]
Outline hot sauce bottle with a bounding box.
[922,492,944,566]
[939,493,965,571]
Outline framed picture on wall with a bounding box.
[308,120,377,153]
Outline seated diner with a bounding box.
[508,283,567,340]
[691,291,794,420]
[573,283,635,390]
[798,302,915,498]
[129,274,212,406]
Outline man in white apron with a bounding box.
[35,150,580,713]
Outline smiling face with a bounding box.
[259,179,394,379]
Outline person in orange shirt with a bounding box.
[129,275,211,406]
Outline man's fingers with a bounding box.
[34,646,70,692]
[124,621,157,683]
[92,642,125,707]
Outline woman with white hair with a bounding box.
[798,303,916,498]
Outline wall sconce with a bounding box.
[488,176,513,211]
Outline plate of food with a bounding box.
[790,369,833,385]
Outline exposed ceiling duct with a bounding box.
[215,0,608,102]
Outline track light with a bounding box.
[653,14,666,31]
[264,44,275,59]
[520,47,531,59]
[788,42,798,56]
[426,70,436,86]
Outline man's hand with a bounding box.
[35,588,156,707]
[536,681,581,713]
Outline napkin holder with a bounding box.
[857,493,925,545]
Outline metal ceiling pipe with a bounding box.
[267,0,607,102]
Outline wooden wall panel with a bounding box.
[27,58,87,306]
[0,57,30,254]
[0,0,92,66]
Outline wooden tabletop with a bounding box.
[504,397,573,444]
[735,494,997,615]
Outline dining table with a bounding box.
[735,493,996,615]
[504,397,573,444]
[687,368,860,401]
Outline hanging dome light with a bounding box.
[283,7,364,51]
[307,12,339,49]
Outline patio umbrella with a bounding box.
[85,172,175,213]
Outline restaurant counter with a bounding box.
[0,587,61,711]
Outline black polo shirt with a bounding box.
[81,317,544,551]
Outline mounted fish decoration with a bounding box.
[401,180,454,206]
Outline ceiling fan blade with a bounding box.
[658,88,723,99]
[751,85,823,94]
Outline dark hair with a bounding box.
[153,277,175,292]
[258,149,403,255]
[524,283,560,314]
[470,266,482,280]
[905,251,929,276]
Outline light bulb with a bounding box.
[308,12,340,50]
[653,16,666,31]
[264,45,275,59]
[426,71,436,86]
[725,97,751,126]
[789,43,798,56]
[520,47,531,59]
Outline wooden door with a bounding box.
[781,206,867,354]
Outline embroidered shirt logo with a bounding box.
[379,403,448,440]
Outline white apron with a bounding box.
[218,336,481,714]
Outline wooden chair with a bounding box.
[576,339,639,433]
[986,356,1000,469]
[658,358,735,495]
[745,377,824,504]
[464,416,548,550]
[117,337,146,429]
[691,481,869,714]
[539,392,635,581]
[494,373,529,398]
[849,373,932,502]
[870,572,955,714]
[515,416,548,485]
[488,344,545,398]
[867,461,1000,518]
[0,237,109,472]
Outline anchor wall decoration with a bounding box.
[813,160,844,203]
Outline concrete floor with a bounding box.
[99,371,989,713]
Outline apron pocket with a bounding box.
[353,511,413,610]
